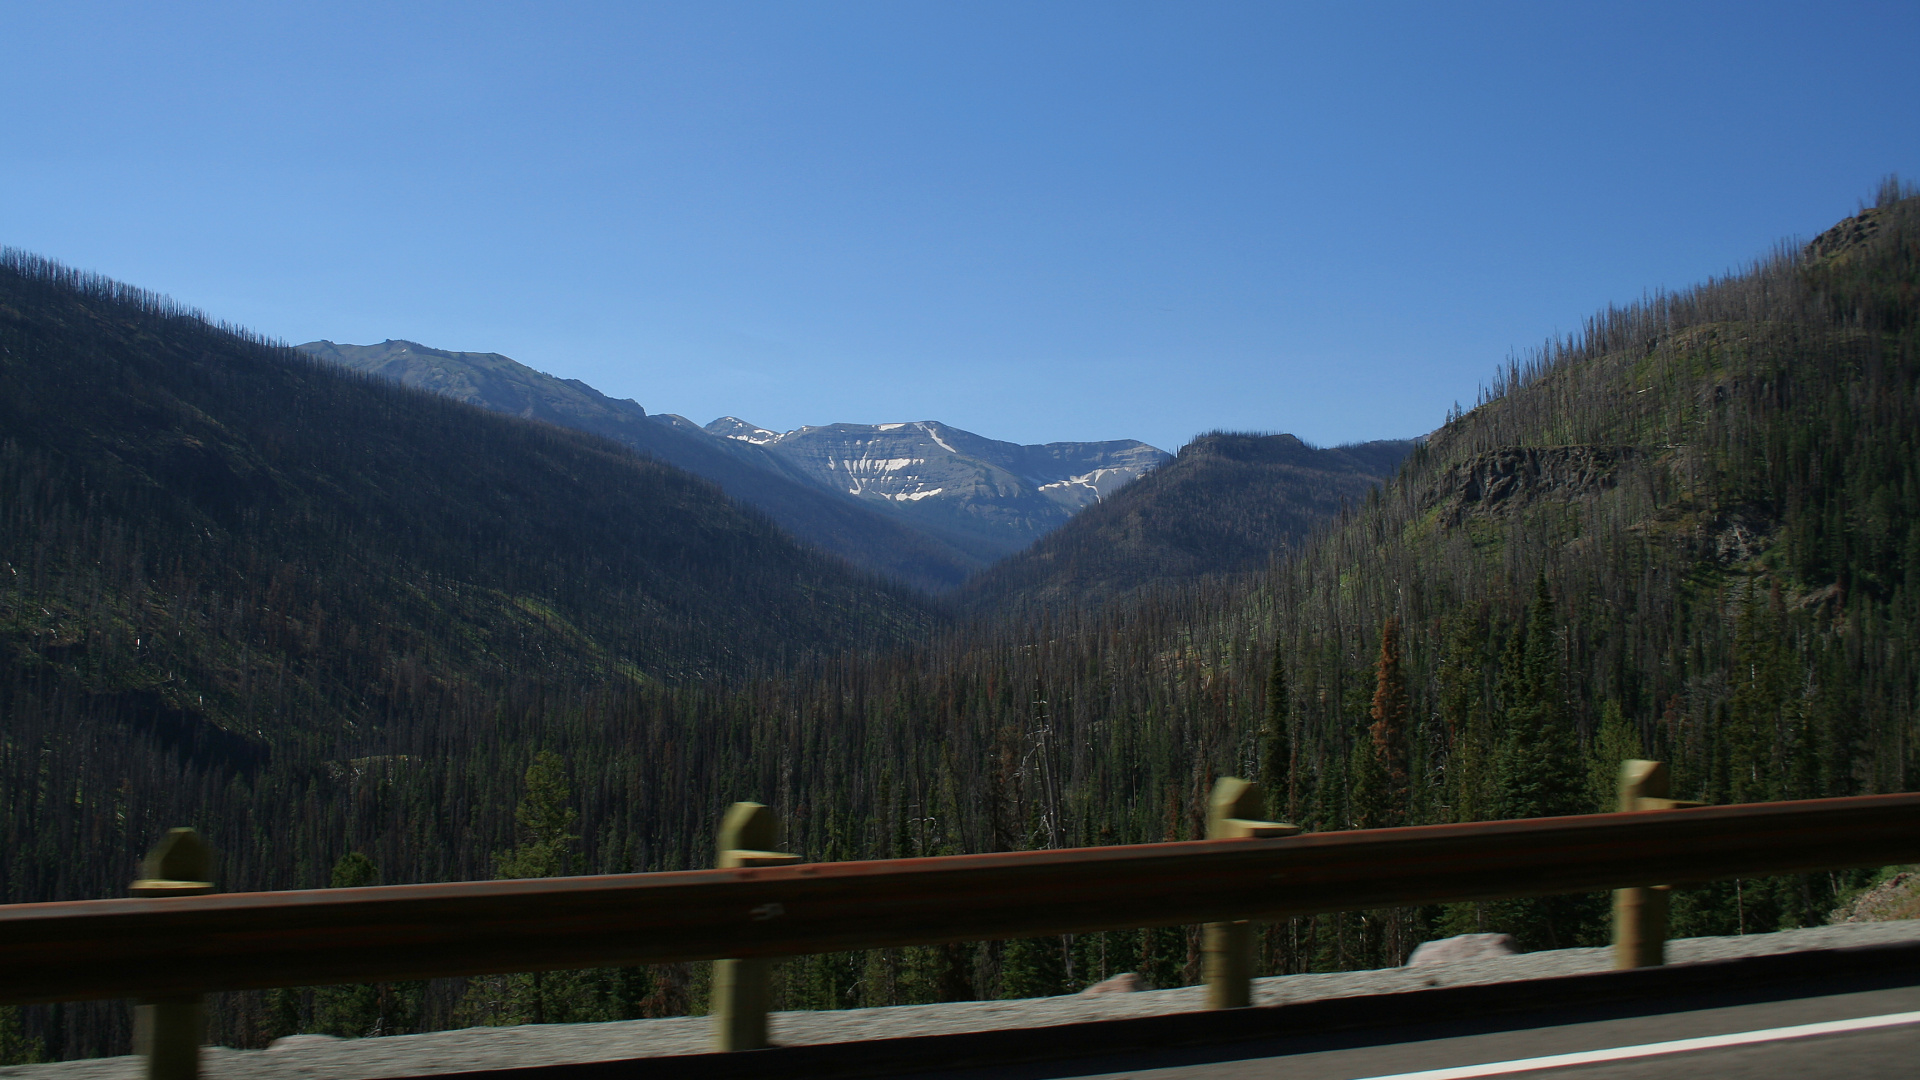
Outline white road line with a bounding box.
[1342,1010,1920,1080]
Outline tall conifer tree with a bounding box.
[1487,576,1596,948]
[1368,617,1412,824]
[313,853,425,1037]
[1261,650,1294,819]
[1494,577,1583,821]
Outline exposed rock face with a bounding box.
[1423,446,1640,526]
[1701,505,1778,566]
[1806,203,1891,264]
[1406,933,1519,966]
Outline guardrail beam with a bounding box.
[3,792,1916,1006]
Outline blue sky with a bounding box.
[4,2,1917,453]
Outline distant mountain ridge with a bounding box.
[702,416,1163,510]
[662,415,1169,563]
[297,340,987,591]
[960,431,1416,613]
[298,339,1172,582]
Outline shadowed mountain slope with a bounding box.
[296,340,984,592]
[1,255,936,760]
[958,433,1413,613]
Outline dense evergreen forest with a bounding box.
[2,184,1916,1061]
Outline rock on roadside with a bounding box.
[1407,933,1519,966]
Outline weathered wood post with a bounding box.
[1612,760,1702,969]
[1202,777,1299,1009]
[712,802,800,1052]
[130,829,216,1080]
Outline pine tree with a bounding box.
[1348,719,1388,831]
[1493,577,1583,821]
[460,752,641,1025]
[1261,650,1294,819]
[1000,818,1068,997]
[1727,581,1803,803]
[1586,701,1642,812]
[495,751,579,881]
[314,853,424,1037]
[1368,617,1412,824]
[1439,605,1492,823]
[0,1008,45,1066]
[1000,934,1069,999]
[1486,577,1598,948]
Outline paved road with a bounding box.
[912,975,1920,1080]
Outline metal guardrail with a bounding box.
[2,766,1916,1074]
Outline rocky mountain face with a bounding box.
[682,417,1171,563]
[1420,445,1642,526]
[297,340,986,592]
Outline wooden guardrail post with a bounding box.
[1202,777,1299,1008]
[130,829,215,1080]
[711,802,800,1051]
[1612,760,1702,968]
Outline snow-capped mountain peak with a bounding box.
[685,418,1169,559]
[705,416,785,445]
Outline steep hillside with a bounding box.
[693,417,1170,563]
[296,340,983,592]
[960,433,1413,613]
[0,255,936,764]
[1237,185,1920,946]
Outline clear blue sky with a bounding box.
[5,2,1917,453]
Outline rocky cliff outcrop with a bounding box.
[1422,445,1641,526]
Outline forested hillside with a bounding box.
[0,246,941,969]
[3,186,1916,1061]
[958,433,1413,614]
[1241,183,1920,954]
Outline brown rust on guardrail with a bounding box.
[2,792,1916,1005]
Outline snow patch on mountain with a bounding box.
[917,421,959,455]
[706,416,784,445]
[1038,467,1144,509]
[689,416,1171,556]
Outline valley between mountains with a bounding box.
[1,188,1917,1056]
[301,334,1172,574]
